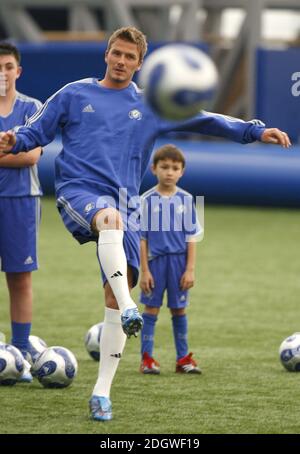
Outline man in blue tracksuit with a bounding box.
[0,27,291,421]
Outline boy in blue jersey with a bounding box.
[0,42,42,382]
[140,144,202,374]
[0,27,291,421]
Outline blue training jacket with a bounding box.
[11,79,265,201]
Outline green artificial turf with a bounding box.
[1,198,300,434]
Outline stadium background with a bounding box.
[0,0,300,436]
[7,3,300,206]
[12,39,300,205]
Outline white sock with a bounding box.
[98,229,136,312]
[93,307,127,398]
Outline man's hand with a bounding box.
[261,128,291,148]
[0,131,17,155]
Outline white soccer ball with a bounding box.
[84,322,103,361]
[26,335,48,366]
[138,44,218,120]
[0,344,25,386]
[32,346,78,388]
[279,333,300,371]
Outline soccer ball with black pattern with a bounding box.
[279,333,300,371]
[138,44,218,121]
[32,346,78,388]
[0,343,24,385]
[84,322,103,361]
[26,335,47,366]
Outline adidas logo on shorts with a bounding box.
[82,104,95,113]
[24,256,34,265]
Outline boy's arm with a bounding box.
[0,147,42,167]
[180,240,197,291]
[140,239,154,294]
[140,239,150,273]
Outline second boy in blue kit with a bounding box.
[140,144,203,374]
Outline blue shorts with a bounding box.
[140,254,189,309]
[0,197,41,273]
[56,191,140,287]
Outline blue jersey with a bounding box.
[0,92,42,197]
[141,186,202,259]
[11,79,265,203]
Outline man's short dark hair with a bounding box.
[107,27,147,63]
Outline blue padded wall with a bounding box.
[39,139,300,207]
[256,48,300,144]
[16,42,207,102]
[17,42,108,102]
[15,43,300,143]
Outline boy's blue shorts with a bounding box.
[140,254,189,309]
[56,191,140,288]
[0,197,41,273]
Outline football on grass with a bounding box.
[32,346,78,388]
[279,333,300,371]
[85,322,103,361]
[0,343,24,386]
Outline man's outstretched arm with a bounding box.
[159,111,292,148]
[0,82,72,156]
[260,128,291,148]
